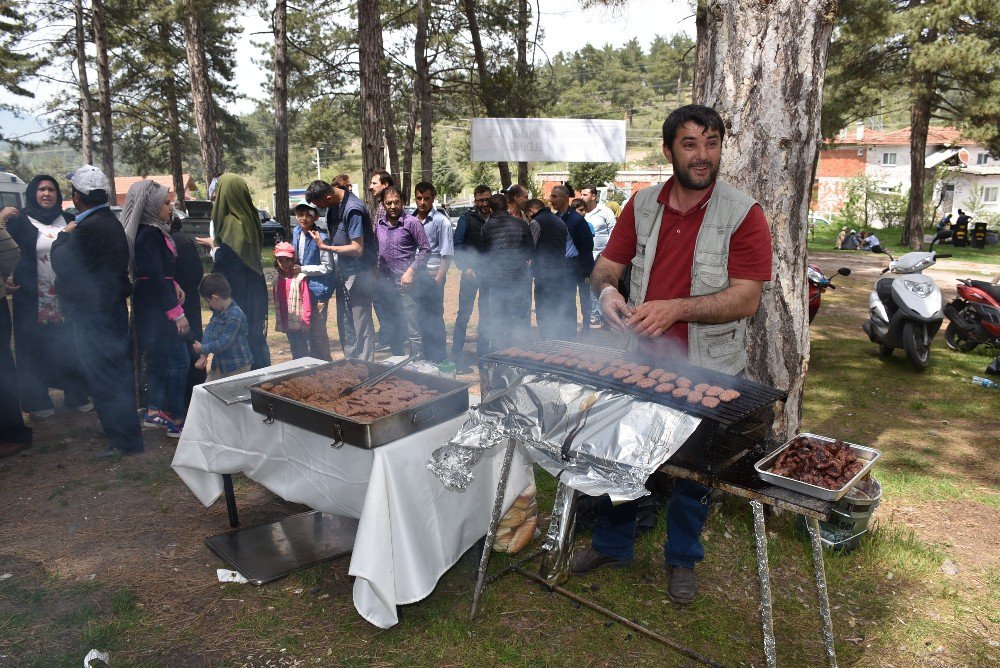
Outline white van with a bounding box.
[0,171,27,210]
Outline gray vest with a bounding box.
[626,179,757,374]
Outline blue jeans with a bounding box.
[144,335,189,419]
[591,477,712,568]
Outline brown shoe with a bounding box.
[0,442,29,458]
[666,565,697,604]
[570,546,633,575]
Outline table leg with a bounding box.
[470,436,518,619]
[222,474,240,528]
[750,500,776,668]
[806,517,838,668]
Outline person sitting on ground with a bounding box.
[860,230,883,253]
[193,273,252,381]
[835,225,848,250]
[841,229,860,250]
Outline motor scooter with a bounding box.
[808,264,851,323]
[862,231,952,370]
[943,278,1000,352]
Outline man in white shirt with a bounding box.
[860,230,883,253]
[580,185,617,326]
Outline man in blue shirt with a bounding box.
[50,165,143,459]
[306,179,378,361]
[550,185,595,335]
[413,182,454,363]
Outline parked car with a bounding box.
[448,204,471,229]
[404,203,454,229]
[259,209,286,244]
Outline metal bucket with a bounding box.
[797,477,881,552]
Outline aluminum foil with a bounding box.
[537,482,579,586]
[428,364,701,503]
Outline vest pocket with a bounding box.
[702,322,743,359]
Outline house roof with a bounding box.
[113,174,197,195]
[830,126,966,148]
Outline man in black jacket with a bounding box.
[50,165,143,459]
[525,199,576,341]
[550,185,595,333]
[451,185,492,370]
[480,194,533,354]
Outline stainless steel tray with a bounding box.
[249,360,470,449]
[754,432,881,502]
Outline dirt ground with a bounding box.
[2,251,998,666]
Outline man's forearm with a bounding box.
[590,256,626,295]
[668,281,763,324]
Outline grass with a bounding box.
[3,223,999,667]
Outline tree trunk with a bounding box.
[273,0,291,237]
[695,0,835,440]
[91,0,116,203]
[402,94,418,203]
[183,0,225,182]
[692,0,712,105]
[73,0,94,165]
[358,0,385,208]
[515,0,529,186]
[160,24,186,213]
[902,70,935,249]
[460,0,513,189]
[414,0,433,185]
[383,84,401,191]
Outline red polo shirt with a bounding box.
[602,178,773,351]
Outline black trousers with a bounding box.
[71,303,143,453]
[416,272,447,363]
[0,298,31,444]
[577,272,592,330]
[480,276,531,355]
[451,272,480,357]
[535,272,577,342]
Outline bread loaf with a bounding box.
[508,515,538,553]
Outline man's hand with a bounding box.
[175,315,190,338]
[628,299,682,338]
[4,278,18,294]
[195,236,214,250]
[192,340,203,354]
[599,288,633,332]
[0,206,17,225]
[194,354,207,370]
[63,222,77,234]
[400,267,415,288]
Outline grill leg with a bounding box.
[471,436,518,619]
[806,517,839,668]
[222,474,240,528]
[751,500,776,668]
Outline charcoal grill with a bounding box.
[470,340,843,668]
[482,340,788,474]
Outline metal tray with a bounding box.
[754,432,881,502]
[249,360,471,449]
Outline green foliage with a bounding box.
[568,162,619,190]
[0,0,41,110]
[432,144,464,199]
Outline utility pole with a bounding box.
[313,147,321,180]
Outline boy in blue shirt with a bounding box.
[193,274,253,380]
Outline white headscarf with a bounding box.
[121,180,170,274]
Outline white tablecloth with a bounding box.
[171,358,531,628]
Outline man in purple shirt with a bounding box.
[376,186,430,356]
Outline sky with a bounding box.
[0,0,694,140]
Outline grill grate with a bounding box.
[483,340,787,428]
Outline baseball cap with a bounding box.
[273,242,295,258]
[293,199,318,214]
[66,165,110,195]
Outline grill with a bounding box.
[483,341,788,473]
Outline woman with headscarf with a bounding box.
[200,173,270,369]
[5,175,91,418]
[124,180,190,436]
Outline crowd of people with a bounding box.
[834,226,883,253]
[0,103,779,606]
[0,162,621,459]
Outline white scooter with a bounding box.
[862,231,952,371]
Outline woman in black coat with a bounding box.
[5,174,90,418]
[123,180,190,435]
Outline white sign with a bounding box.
[471,118,627,163]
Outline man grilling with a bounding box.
[574,105,773,604]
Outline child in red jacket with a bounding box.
[272,242,312,358]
